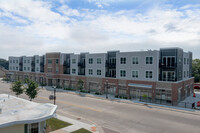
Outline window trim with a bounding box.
[120,69,126,77]
[132,56,139,64]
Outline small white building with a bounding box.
[0,94,57,133]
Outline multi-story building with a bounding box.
[6,48,194,105]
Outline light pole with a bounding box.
[106,80,108,99]
[53,86,56,105]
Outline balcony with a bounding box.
[78,62,85,67]
[106,61,116,68]
[159,62,176,69]
[106,72,116,78]
[78,72,85,75]
[64,61,70,67]
[31,61,35,66]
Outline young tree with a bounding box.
[10,80,23,97]
[25,79,39,101]
[77,79,84,92]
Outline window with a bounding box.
[36,67,39,71]
[89,69,93,75]
[146,57,153,64]
[28,60,30,63]
[16,60,18,63]
[13,66,15,70]
[24,67,26,71]
[28,123,39,133]
[184,58,186,64]
[72,68,76,74]
[132,71,138,78]
[146,71,153,78]
[56,59,59,64]
[48,59,52,64]
[10,66,12,70]
[132,57,139,64]
[97,58,101,64]
[27,67,30,71]
[187,58,189,65]
[120,70,126,77]
[16,67,18,70]
[72,59,76,64]
[24,60,26,63]
[48,68,52,72]
[184,71,186,78]
[13,60,15,63]
[36,59,39,64]
[97,69,101,75]
[56,66,59,73]
[187,71,189,77]
[10,60,12,63]
[120,58,126,64]
[89,58,93,64]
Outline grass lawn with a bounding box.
[46,118,71,131]
[71,128,92,133]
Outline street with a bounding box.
[1,81,200,133]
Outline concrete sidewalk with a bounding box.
[52,115,99,133]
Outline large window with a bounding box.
[120,70,126,77]
[132,57,139,64]
[132,71,138,78]
[48,59,52,64]
[89,69,93,75]
[120,57,126,64]
[97,58,101,64]
[146,57,153,64]
[162,71,175,81]
[146,71,153,78]
[89,58,93,64]
[72,59,76,64]
[97,69,101,75]
[28,123,39,133]
[162,56,175,66]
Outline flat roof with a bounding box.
[0,94,57,128]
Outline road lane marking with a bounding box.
[38,96,103,112]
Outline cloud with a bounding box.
[0,0,200,59]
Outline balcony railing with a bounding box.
[64,61,70,67]
[78,72,85,75]
[159,62,177,69]
[78,62,85,67]
[106,72,116,78]
[105,61,116,68]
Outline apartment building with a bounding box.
[6,48,194,105]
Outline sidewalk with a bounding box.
[52,114,99,133]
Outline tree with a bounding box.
[24,79,39,101]
[192,59,200,83]
[10,80,23,97]
[77,79,84,92]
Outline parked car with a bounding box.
[194,85,200,89]
[194,86,200,89]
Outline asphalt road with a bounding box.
[1,81,200,133]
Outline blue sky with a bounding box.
[0,0,200,59]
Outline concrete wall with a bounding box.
[116,50,159,81]
[9,57,20,71]
[85,53,106,78]
[0,124,24,133]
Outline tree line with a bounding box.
[192,59,200,83]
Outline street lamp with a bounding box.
[53,86,56,105]
[106,80,108,99]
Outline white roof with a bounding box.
[0,94,57,128]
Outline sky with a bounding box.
[0,0,200,59]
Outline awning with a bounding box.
[128,83,152,89]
